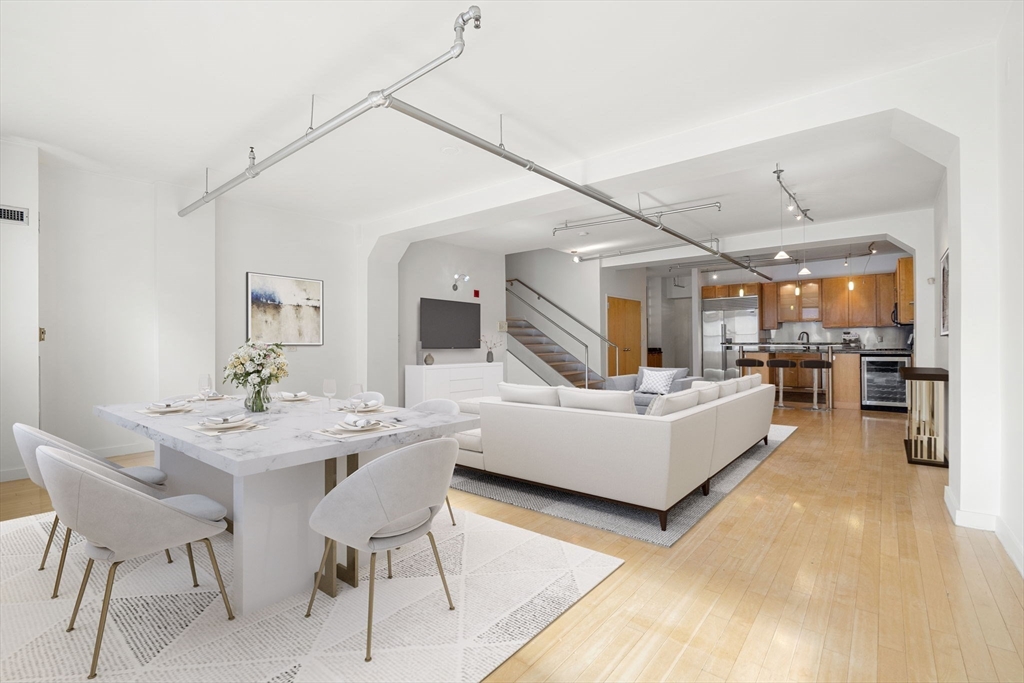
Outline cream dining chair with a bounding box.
[304,437,459,662]
[12,423,172,598]
[36,445,234,680]
[410,399,460,526]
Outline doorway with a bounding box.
[607,296,641,376]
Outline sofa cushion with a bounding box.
[636,368,678,395]
[498,382,560,406]
[751,373,763,387]
[455,428,483,453]
[645,388,701,416]
[697,383,720,404]
[633,392,657,407]
[635,366,688,391]
[719,379,740,397]
[558,387,635,414]
[737,375,753,392]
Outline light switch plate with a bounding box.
[498,321,508,332]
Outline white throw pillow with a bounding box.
[750,374,763,387]
[636,368,677,395]
[697,384,720,404]
[691,380,715,389]
[557,387,635,414]
[719,379,739,397]
[497,382,559,406]
[645,388,701,416]
[737,375,753,392]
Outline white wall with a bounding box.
[506,353,547,386]
[601,266,649,373]
[933,172,950,369]
[215,199,358,400]
[0,141,40,481]
[996,1,1023,573]
[397,240,505,405]
[38,160,158,457]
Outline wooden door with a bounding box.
[778,283,799,322]
[761,282,779,330]
[848,275,878,327]
[798,280,821,321]
[876,272,896,327]
[607,296,642,376]
[897,257,914,323]
[822,277,849,328]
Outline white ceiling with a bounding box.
[0,1,1009,227]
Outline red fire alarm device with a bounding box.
[473,289,480,298]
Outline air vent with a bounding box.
[0,205,29,226]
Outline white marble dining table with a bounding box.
[95,398,479,615]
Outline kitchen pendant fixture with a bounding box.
[795,283,802,296]
[848,279,855,291]
[798,264,812,275]
[739,286,745,296]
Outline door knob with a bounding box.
[624,348,631,352]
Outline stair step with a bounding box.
[573,379,606,388]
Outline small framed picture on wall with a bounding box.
[939,249,949,337]
[247,272,324,345]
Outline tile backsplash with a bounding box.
[767,321,913,349]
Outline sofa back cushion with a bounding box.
[697,383,720,404]
[498,382,560,406]
[736,375,753,392]
[751,373,763,387]
[558,387,636,414]
[645,388,701,416]
[635,366,688,391]
[719,378,740,397]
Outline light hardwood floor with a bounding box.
[1,410,1020,682]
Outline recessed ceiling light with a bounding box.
[441,146,461,155]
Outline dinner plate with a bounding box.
[346,403,382,413]
[332,420,381,432]
[278,395,311,402]
[147,405,191,414]
[200,418,252,431]
[193,394,231,402]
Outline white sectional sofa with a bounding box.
[454,377,775,529]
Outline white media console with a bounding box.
[404,362,504,407]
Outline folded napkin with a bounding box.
[150,399,188,409]
[204,414,247,425]
[280,391,308,399]
[342,414,373,428]
[348,398,380,408]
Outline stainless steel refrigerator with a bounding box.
[702,296,760,381]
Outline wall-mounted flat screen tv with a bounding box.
[420,298,480,349]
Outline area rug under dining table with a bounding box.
[0,509,622,683]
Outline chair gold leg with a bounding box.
[305,539,333,618]
[200,538,234,620]
[164,548,173,564]
[51,526,72,599]
[365,552,376,662]
[67,558,94,632]
[185,543,199,587]
[87,561,121,680]
[445,496,456,526]
[39,513,60,571]
[387,550,392,579]
[427,531,454,611]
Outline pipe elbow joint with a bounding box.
[455,6,481,29]
[367,90,387,108]
[450,41,465,58]
[244,167,260,179]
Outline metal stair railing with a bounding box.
[505,287,592,388]
[506,278,619,377]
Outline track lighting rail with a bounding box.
[773,163,813,222]
[177,6,482,217]
[385,96,772,281]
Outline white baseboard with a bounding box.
[943,485,997,530]
[0,466,28,483]
[995,517,1024,577]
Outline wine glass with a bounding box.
[348,383,364,410]
[323,379,337,411]
[198,374,213,412]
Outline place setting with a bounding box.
[136,397,195,416]
[313,410,406,441]
[185,412,268,436]
[328,382,399,415]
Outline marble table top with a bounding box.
[95,400,479,477]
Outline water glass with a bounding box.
[323,379,337,410]
[198,374,213,412]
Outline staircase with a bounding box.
[507,318,606,388]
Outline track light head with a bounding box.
[572,255,581,263]
[712,272,718,280]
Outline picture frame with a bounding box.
[246,272,324,346]
[939,249,949,337]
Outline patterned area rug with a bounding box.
[0,510,622,682]
[451,423,798,547]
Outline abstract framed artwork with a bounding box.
[939,249,949,337]
[246,272,323,346]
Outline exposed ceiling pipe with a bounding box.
[385,96,773,281]
[177,6,482,217]
[552,202,721,236]
[574,237,721,263]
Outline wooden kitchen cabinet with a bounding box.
[848,275,878,327]
[778,283,799,322]
[701,285,717,300]
[832,353,862,409]
[897,257,914,323]
[745,352,772,385]
[822,277,849,328]
[715,285,730,298]
[876,272,896,327]
[799,281,821,321]
[761,282,779,329]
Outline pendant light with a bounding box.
[774,175,789,259]
[739,286,745,296]
[795,282,802,296]
[798,263,811,276]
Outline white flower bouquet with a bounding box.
[224,340,289,412]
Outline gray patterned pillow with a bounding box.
[636,368,677,395]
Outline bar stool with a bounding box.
[736,358,765,376]
[800,359,832,411]
[766,359,797,409]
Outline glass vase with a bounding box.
[245,383,271,413]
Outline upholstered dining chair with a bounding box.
[304,437,459,662]
[11,423,172,599]
[36,445,234,680]
[410,399,461,525]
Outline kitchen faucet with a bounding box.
[798,331,810,344]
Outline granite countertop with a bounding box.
[722,342,911,355]
[832,348,913,355]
